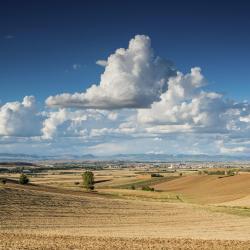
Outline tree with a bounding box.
[82,171,94,190]
[19,174,29,185]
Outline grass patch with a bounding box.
[98,188,182,202]
[111,176,180,189]
[208,205,250,217]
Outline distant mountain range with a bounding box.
[0,153,250,162]
[0,153,95,161]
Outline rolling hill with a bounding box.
[153,174,250,204]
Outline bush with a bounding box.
[227,169,235,176]
[179,172,183,176]
[1,178,7,184]
[74,181,80,185]
[151,173,163,178]
[131,185,136,190]
[176,195,182,201]
[141,185,154,192]
[19,174,29,185]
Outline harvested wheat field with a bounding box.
[219,194,250,207]
[153,174,250,204]
[1,181,250,249]
[1,233,250,250]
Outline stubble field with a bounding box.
[1,167,250,249]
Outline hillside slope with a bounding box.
[153,174,250,204]
[1,181,250,249]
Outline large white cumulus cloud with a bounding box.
[46,35,176,109]
[0,96,42,137]
[137,67,248,134]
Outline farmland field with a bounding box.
[1,167,250,249]
[154,174,250,204]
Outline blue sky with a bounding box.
[0,1,250,155]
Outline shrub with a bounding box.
[227,169,235,176]
[151,173,163,178]
[179,172,183,176]
[141,185,154,191]
[1,178,7,185]
[176,195,182,201]
[74,181,80,185]
[82,171,95,191]
[131,185,136,190]
[19,174,29,185]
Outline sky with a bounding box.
[0,1,250,156]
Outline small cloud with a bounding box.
[108,112,118,121]
[96,60,107,67]
[146,150,164,154]
[4,35,14,39]
[72,64,82,70]
[153,137,162,141]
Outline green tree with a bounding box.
[82,171,94,190]
[19,174,29,185]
